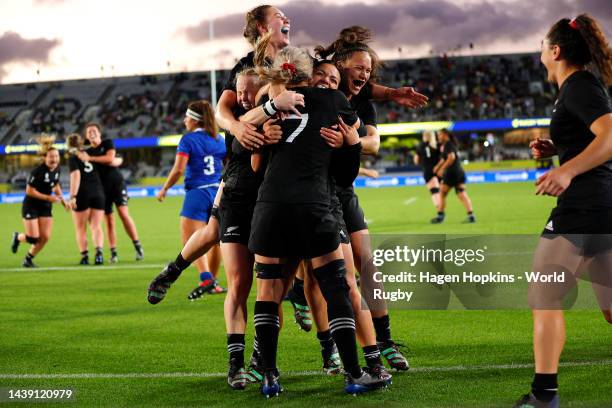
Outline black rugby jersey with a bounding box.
[257,87,360,204]
[549,70,612,208]
[69,154,103,191]
[417,141,440,172]
[86,139,122,185]
[440,141,462,176]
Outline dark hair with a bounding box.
[546,14,612,85]
[84,122,102,133]
[438,128,457,144]
[187,100,218,138]
[314,26,381,79]
[243,5,272,47]
[313,59,336,70]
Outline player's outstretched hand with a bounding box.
[529,137,556,159]
[535,167,573,197]
[263,119,283,145]
[232,122,265,151]
[320,124,343,148]
[388,87,429,109]
[273,90,304,116]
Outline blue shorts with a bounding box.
[180,187,216,222]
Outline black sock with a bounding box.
[438,211,445,217]
[174,253,191,272]
[292,277,306,303]
[227,333,245,368]
[372,314,392,343]
[254,301,280,371]
[95,247,103,256]
[25,252,35,261]
[363,345,383,368]
[252,336,260,359]
[317,330,334,351]
[314,260,361,378]
[531,373,558,402]
[111,247,117,256]
[80,250,88,257]
[133,240,141,249]
[468,211,473,216]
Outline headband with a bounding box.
[186,109,203,121]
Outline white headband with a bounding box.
[186,109,203,121]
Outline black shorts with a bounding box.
[337,186,368,234]
[331,197,350,245]
[423,169,436,183]
[104,180,129,214]
[542,206,612,256]
[219,198,255,245]
[75,188,105,212]
[22,199,52,219]
[442,170,466,188]
[249,202,340,259]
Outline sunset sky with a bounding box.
[1,0,610,84]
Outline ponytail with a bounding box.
[547,14,612,86]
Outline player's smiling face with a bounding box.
[540,38,560,84]
[339,51,372,97]
[310,63,340,90]
[44,149,60,170]
[85,126,102,147]
[264,7,290,47]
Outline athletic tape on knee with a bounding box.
[313,259,349,298]
[25,236,39,244]
[429,187,440,195]
[456,187,465,193]
[255,263,284,280]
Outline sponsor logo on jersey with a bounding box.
[545,220,554,231]
[227,226,239,233]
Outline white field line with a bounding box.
[1,359,610,380]
[0,263,161,273]
[403,197,417,205]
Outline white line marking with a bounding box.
[403,197,417,205]
[0,263,161,273]
[1,360,609,379]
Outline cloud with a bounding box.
[33,0,67,4]
[0,32,60,81]
[180,0,611,54]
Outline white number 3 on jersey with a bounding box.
[203,155,215,175]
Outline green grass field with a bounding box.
[1,182,611,407]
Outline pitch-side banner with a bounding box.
[0,170,547,204]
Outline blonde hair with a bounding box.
[256,46,313,86]
[422,130,438,149]
[243,5,272,47]
[236,67,263,87]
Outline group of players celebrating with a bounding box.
[10,3,612,406]
[11,124,144,267]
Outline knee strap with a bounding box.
[456,187,465,193]
[313,259,349,298]
[429,187,440,195]
[25,236,39,244]
[255,262,284,280]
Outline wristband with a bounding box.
[262,100,277,117]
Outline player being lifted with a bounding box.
[243,45,387,397]
[75,123,144,263]
[11,135,69,267]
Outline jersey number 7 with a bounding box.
[285,114,309,143]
